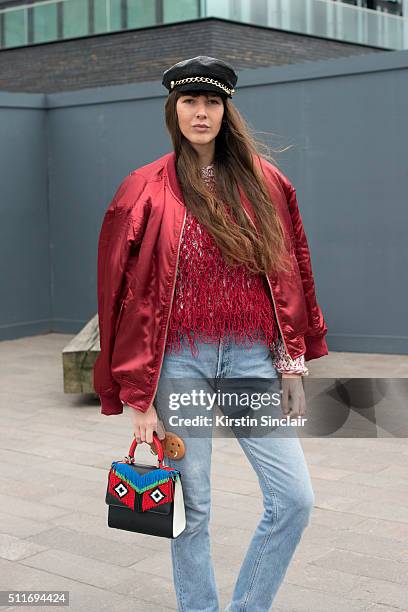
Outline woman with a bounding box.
[94,56,328,611]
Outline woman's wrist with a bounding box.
[281,372,303,378]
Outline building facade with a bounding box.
[0,0,407,51]
[0,0,406,92]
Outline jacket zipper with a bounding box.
[149,207,187,407]
[240,206,291,356]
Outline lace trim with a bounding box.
[271,338,309,375]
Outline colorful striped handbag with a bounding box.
[105,434,186,538]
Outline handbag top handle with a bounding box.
[127,434,164,465]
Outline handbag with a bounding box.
[105,434,186,538]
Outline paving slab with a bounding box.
[0,333,407,611]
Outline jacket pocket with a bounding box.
[114,288,133,338]
[288,254,309,333]
[114,300,126,338]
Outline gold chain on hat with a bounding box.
[170,76,235,96]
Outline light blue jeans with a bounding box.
[154,333,315,612]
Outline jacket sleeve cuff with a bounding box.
[99,391,124,416]
[119,387,147,413]
[304,334,329,361]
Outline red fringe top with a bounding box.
[164,164,281,359]
[164,165,308,374]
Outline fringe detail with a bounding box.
[165,164,279,359]
[111,461,180,494]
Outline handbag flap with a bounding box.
[106,460,180,514]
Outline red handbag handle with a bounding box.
[127,434,164,464]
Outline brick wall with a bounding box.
[0,17,386,93]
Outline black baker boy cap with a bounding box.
[162,55,238,99]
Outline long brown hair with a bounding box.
[164,89,293,275]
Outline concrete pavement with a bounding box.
[0,333,407,612]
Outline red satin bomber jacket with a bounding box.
[94,151,328,415]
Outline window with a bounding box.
[32,2,58,43]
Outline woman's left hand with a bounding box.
[281,374,306,417]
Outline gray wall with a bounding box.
[0,92,50,340]
[1,49,407,354]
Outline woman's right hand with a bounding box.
[130,403,166,445]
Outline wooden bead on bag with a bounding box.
[149,432,185,460]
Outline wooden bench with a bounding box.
[62,314,100,394]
